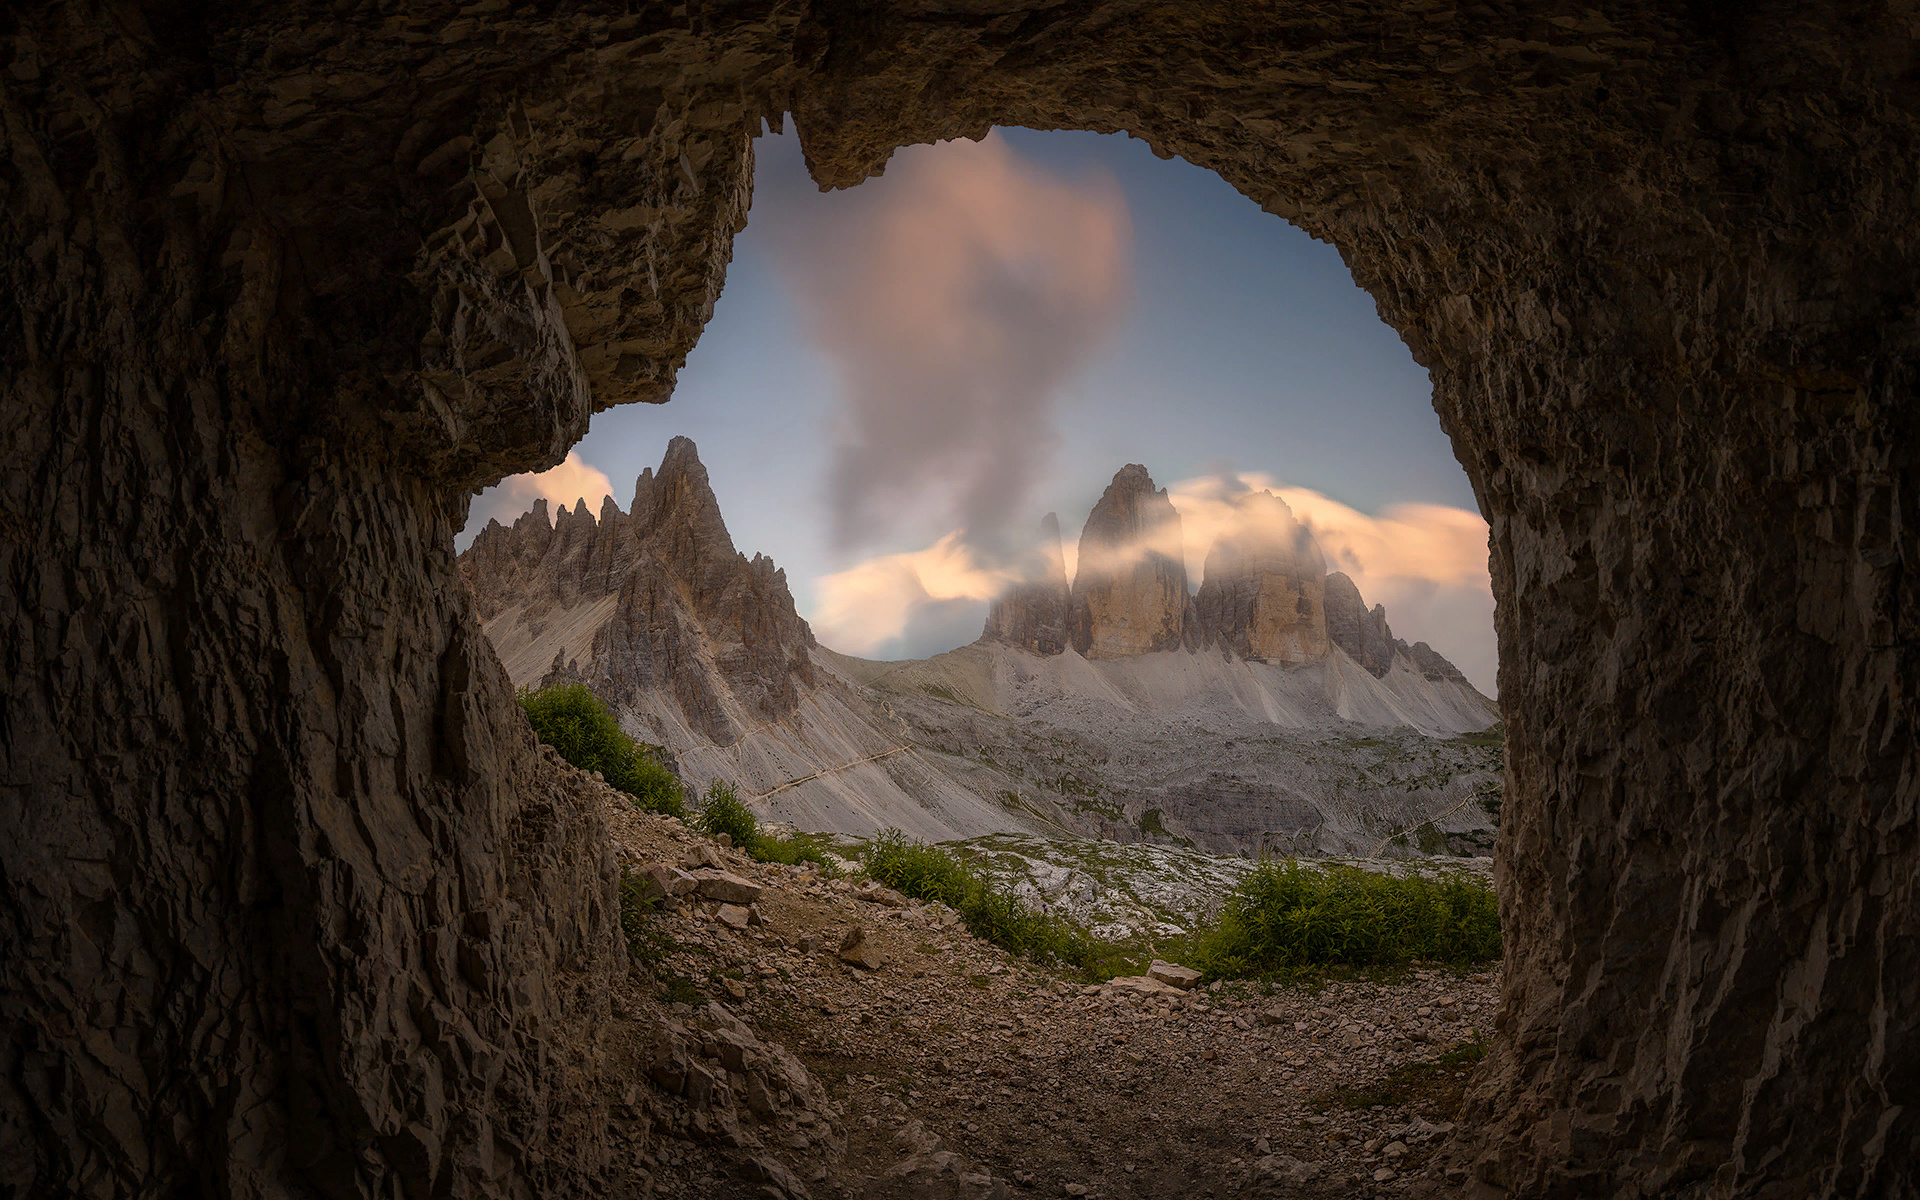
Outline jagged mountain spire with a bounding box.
[460,437,814,745]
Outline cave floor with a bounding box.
[598,798,1498,1199]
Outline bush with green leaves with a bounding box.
[1192,860,1500,977]
[517,683,685,817]
[685,779,843,873]
[746,829,843,875]
[861,830,1105,972]
[690,779,758,845]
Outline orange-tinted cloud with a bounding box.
[466,452,616,535]
[1166,472,1495,692]
[811,532,1016,656]
[770,131,1132,551]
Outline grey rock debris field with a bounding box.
[599,796,1495,1199]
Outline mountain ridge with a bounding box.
[459,439,1500,853]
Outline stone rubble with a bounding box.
[597,790,1499,1198]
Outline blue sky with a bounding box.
[464,125,1496,692]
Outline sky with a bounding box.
[460,124,1498,694]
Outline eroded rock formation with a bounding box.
[993,474,1475,684]
[462,437,816,745]
[1068,465,1195,658]
[6,3,1917,1197]
[982,513,1072,656]
[1194,491,1330,665]
[1323,572,1400,679]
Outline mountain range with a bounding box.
[460,438,1501,855]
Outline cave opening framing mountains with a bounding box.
[10,5,1917,1195]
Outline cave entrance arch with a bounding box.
[4,5,1913,1199]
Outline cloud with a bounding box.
[768,131,1132,552]
[811,532,1018,658]
[1164,472,1496,694]
[458,451,616,548]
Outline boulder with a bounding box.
[838,927,886,970]
[1148,960,1202,989]
[857,883,911,908]
[646,862,700,897]
[689,869,763,904]
[1104,975,1186,998]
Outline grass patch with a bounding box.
[618,868,694,1002]
[618,869,668,960]
[1310,1037,1488,1116]
[691,780,842,874]
[1192,860,1500,977]
[1454,721,1505,748]
[861,829,1108,975]
[520,683,685,817]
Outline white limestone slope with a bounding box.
[482,597,1500,851]
[849,640,1496,738]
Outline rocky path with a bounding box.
[598,797,1498,1199]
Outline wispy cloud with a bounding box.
[768,131,1132,553]
[811,533,1018,658]
[458,451,616,547]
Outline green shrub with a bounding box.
[518,683,686,816]
[1193,860,1500,977]
[690,779,758,846]
[747,829,843,876]
[683,779,844,874]
[863,831,976,907]
[861,830,1103,973]
[618,870,672,965]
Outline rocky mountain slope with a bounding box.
[460,445,1500,855]
[463,436,818,748]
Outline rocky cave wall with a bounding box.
[4,2,1917,1198]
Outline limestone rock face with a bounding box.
[1324,572,1399,679]
[462,437,816,745]
[1069,466,1195,659]
[982,513,1072,656]
[1193,492,1329,664]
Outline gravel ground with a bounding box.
[598,798,1498,1199]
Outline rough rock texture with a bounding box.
[994,482,1475,685]
[462,437,816,745]
[1325,572,1400,680]
[1068,465,1195,659]
[1194,491,1329,664]
[6,3,1919,1198]
[982,513,1072,656]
